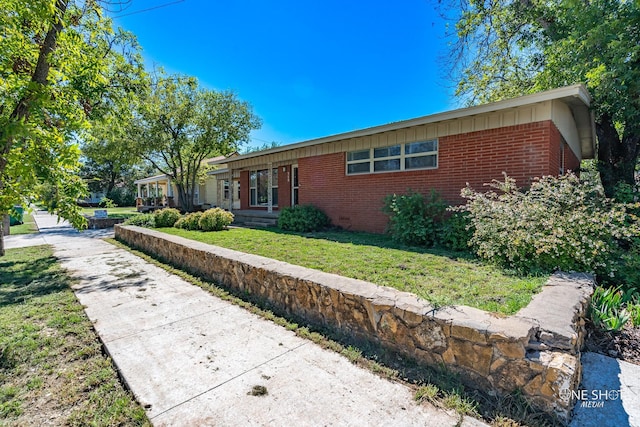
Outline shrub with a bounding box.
[174,212,203,231]
[382,190,446,246]
[611,241,640,292]
[278,205,330,232]
[99,197,117,208]
[438,211,473,252]
[106,188,136,207]
[154,208,181,228]
[198,208,234,231]
[123,213,155,228]
[460,172,640,276]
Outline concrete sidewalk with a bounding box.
[6,211,639,426]
[7,211,484,426]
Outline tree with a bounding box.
[130,74,261,212]
[445,0,640,197]
[0,0,145,254]
[241,140,281,154]
[80,107,144,204]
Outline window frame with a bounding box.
[345,139,438,176]
[249,168,278,207]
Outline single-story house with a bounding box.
[136,84,595,233]
[207,84,595,233]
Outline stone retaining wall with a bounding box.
[115,225,594,421]
[86,217,126,229]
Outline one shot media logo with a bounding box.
[562,389,621,408]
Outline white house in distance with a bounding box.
[134,155,240,212]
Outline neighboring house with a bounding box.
[134,155,240,212]
[79,191,107,205]
[207,84,595,233]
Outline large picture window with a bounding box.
[250,168,278,206]
[346,139,438,175]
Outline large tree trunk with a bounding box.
[106,163,117,195]
[176,185,194,212]
[596,114,639,198]
[0,215,9,256]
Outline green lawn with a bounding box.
[158,227,547,314]
[0,246,150,425]
[8,212,37,235]
[81,206,140,219]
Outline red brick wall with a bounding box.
[240,170,249,210]
[565,143,581,173]
[278,165,292,208]
[299,120,563,233]
[549,124,562,177]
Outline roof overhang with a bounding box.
[210,84,596,165]
[134,174,169,185]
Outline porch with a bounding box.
[232,210,280,228]
[134,174,175,212]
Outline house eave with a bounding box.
[210,84,594,165]
[134,174,169,185]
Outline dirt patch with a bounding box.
[584,322,640,365]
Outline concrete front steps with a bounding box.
[232,210,279,228]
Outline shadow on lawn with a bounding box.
[0,248,68,308]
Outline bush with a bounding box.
[99,197,117,208]
[123,214,155,228]
[106,188,136,207]
[198,208,234,231]
[278,205,330,232]
[460,172,640,276]
[611,242,640,292]
[382,190,446,246]
[154,208,181,228]
[174,212,204,231]
[438,211,473,251]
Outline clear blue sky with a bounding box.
[109,0,458,149]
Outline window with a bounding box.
[223,180,230,200]
[346,149,371,174]
[250,168,278,206]
[404,140,437,170]
[374,144,401,172]
[271,168,278,206]
[346,139,438,175]
[292,166,299,206]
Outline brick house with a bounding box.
[209,85,596,233]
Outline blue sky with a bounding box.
[110,0,458,149]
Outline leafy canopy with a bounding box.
[129,73,261,211]
[447,0,640,194]
[0,0,145,240]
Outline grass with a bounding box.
[80,206,140,219]
[109,237,560,426]
[157,227,547,314]
[0,245,150,426]
[8,212,37,235]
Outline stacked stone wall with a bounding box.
[115,225,594,421]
